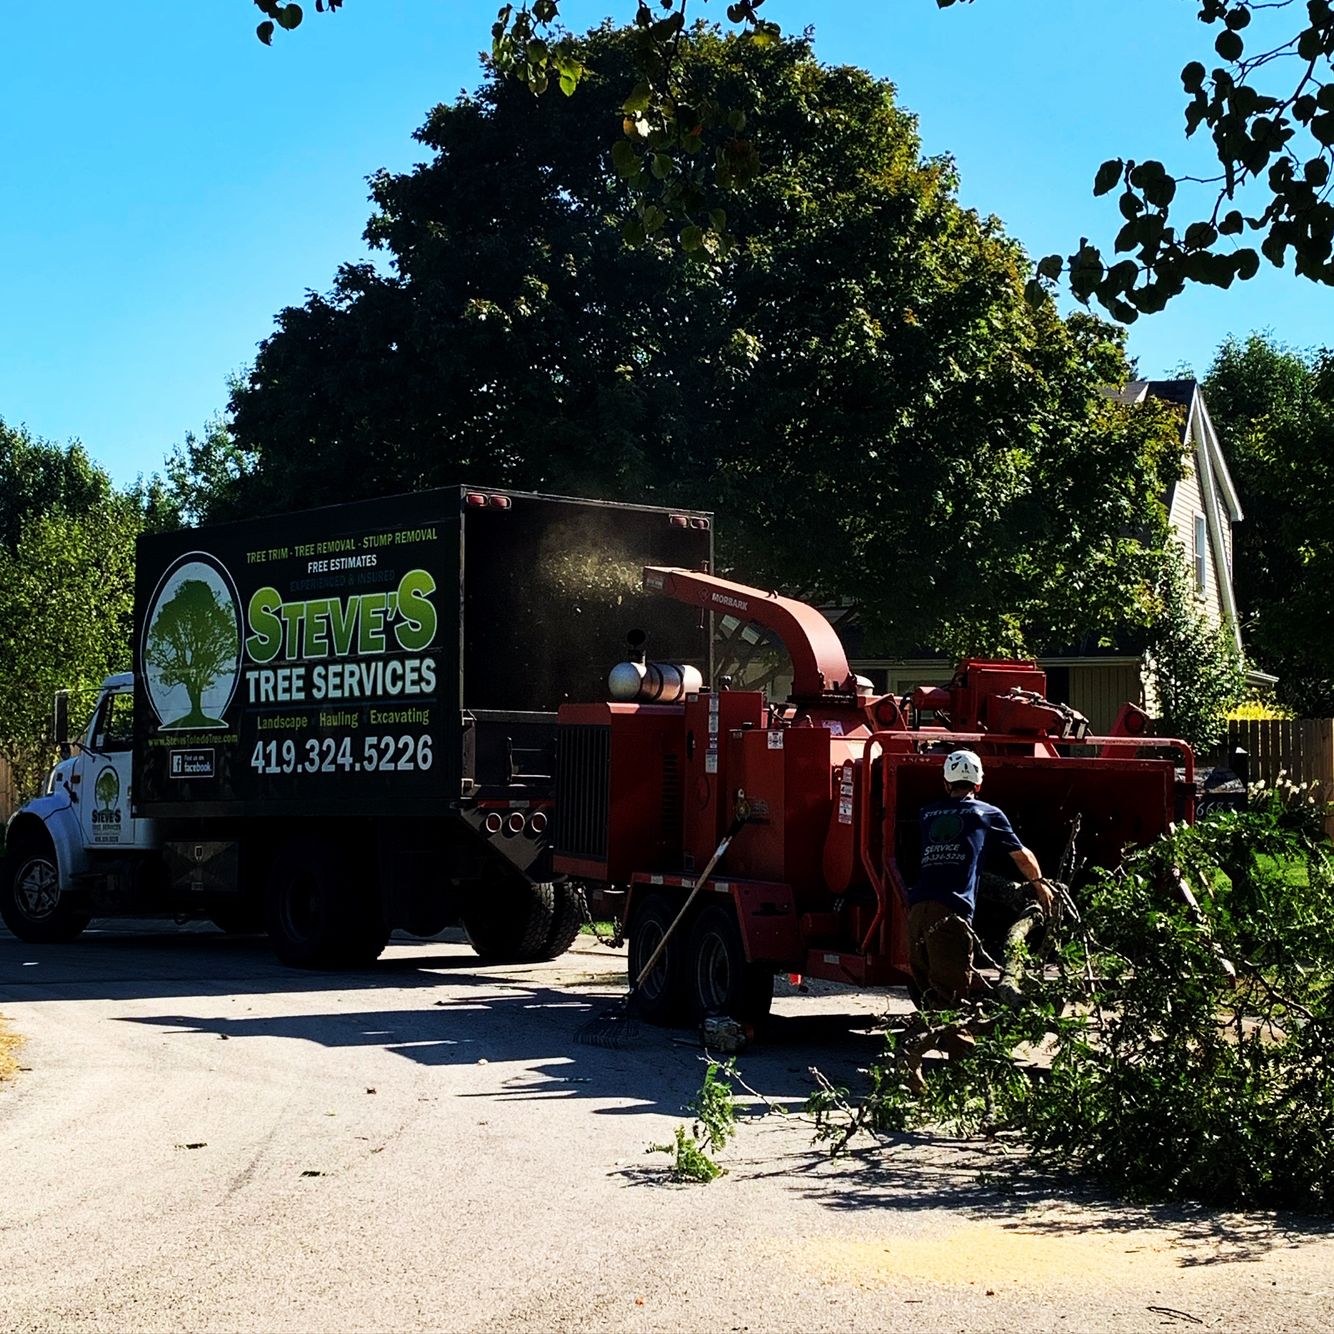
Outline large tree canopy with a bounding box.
[1203,333,1334,715]
[213,26,1181,659]
[0,423,171,796]
[253,0,1334,319]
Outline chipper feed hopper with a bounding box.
[553,567,1195,1025]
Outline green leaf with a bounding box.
[1215,29,1244,61]
[611,139,640,179]
[1218,209,1245,235]
[1036,254,1063,280]
[1143,174,1177,209]
[1184,221,1218,250]
[623,81,653,116]
[256,20,275,44]
[1094,159,1123,196]
[681,224,704,252]
[651,153,673,180]
[1181,61,1207,92]
[278,4,303,31]
[1233,248,1260,279]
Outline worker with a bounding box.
[907,749,1054,1008]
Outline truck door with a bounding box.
[78,689,145,850]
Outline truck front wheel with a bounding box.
[684,903,773,1025]
[265,839,389,969]
[0,833,91,944]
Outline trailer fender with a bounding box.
[5,798,89,890]
[729,882,802,965]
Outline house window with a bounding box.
[1193,513,1207,592]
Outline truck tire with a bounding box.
[0,832,91,944]
[540,881,586,960]
[462,878,555,963]
[684,902,773,1025]
[626,892,687,1025]
[265,838,389,969]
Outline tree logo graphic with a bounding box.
[95,766,120,810]
[142,554,242,732]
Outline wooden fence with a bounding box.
[1226,718,1334,839]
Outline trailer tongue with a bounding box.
[555,566,1194,1024]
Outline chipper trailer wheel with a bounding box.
[625,892,687,1024]
[0,831,91,944]
[684,902,774,1026]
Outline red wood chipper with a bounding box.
[554,566,1195,1026]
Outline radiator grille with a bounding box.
[554,724,610,860]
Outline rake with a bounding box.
[575,816,745,1049]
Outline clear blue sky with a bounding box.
[2,1,1326,487]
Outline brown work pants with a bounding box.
[907,900,974,1008]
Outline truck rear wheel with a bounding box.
[462,878,556,963]
[541,881,586,960]
[626,892,686,1025]
[265,838,389,969]
[685,903,773,1025]
[0,832,91,944]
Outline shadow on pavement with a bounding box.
[769,1137,1332,1266]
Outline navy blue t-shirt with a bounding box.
[908,796,1024,918]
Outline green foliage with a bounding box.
[647,1123,725,1183]
[647,1059,739,1182]
[163,417,251,527]
[257,0,1334,316]
[822,806,1334,1211]
[941,0,1334,318]
[204,25,1179,660]
[1145,543,1246,751]
[0,423,157,797]
[1203,334,1334,716]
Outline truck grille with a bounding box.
[554,724,610,861]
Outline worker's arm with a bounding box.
[1009,847,1054,914]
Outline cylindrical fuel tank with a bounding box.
[607,660,704,703]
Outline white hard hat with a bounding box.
[943,749,984,787]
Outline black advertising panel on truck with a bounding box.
[132,486,712,820]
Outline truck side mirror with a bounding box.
[53,690,70,758]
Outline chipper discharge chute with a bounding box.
[555,567,1195,1028]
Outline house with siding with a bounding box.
[839,379,1249,733]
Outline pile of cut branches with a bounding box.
[811,781,1334,1210]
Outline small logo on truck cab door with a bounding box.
[92,766,122,842]
[142,553,241,732]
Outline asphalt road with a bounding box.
[1,920,1331,1333]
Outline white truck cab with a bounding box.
[2,676,160,942]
